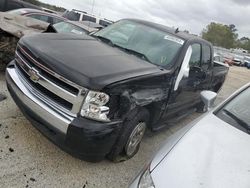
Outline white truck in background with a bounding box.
[62,9,113,27]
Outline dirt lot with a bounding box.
[0,66,249,188]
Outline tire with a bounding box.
[107,108,149,162]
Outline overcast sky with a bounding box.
[40,0,250,38]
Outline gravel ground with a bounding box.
[0,66,249,188]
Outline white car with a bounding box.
[130,83,250,188]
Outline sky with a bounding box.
[40,0,250,38]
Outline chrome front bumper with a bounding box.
[6,65,73,134]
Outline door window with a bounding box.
[202,44,211,70]
[189,44,201,67]
[82,15,96,23]
[62,11,80,21]
[53,17,64,24]
[26,14,50,23]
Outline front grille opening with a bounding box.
[17,47,79,95]
[40,69,79,95]
[16,63,73,110]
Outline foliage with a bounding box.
[202,22,250,52]
[202,22,237,49]
[22,0,66,12]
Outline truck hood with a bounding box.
[151,113,250,188]
[19,33,162,90]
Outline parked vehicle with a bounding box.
[0,12,55,70]
[62,9,113,27]
[53,21,99,35]
[233,54,244,66]
[6,19,229,162]
[7,8,66,24]
[0,0,41,12]
[244,56,250,69]
[130,82,250,188]
[80,21,104,30]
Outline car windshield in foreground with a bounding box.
[93,20,184,67]
[53,22,88,35]
[216,87,250,133]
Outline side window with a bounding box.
[202,44,211,70]
[53,17,64,24]
[63,11,80,21]
[82,15,96,22]
[27,14,49,23]
[99,20,111,27]
[189,44,201,67]
[214,56,220,62]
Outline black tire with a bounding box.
[107,108,149,162]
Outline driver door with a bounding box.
[164,43,204,118]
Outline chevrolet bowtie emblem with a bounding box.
[29,68,40,83]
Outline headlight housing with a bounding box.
[138,166,155,188]
[80,91,110,122]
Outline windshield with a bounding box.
[93,20,184,67]
[53,22,87,35]
[216,87,250,133]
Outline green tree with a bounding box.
[202,22,236,49]
[23,0,66,12]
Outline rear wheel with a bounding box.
[107,108,149,162]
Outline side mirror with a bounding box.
[200,91,217,112]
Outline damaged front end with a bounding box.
[0,12,55,71]
[104,73,173,128]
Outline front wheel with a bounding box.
[107,108,149,162]
[125,122,146,157]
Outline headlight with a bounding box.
[138,166,155,188]
[80,91,110,122]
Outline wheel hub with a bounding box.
[125,122,146,156]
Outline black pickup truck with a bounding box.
[6,19,229,162]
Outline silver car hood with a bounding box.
[151,113,250,188]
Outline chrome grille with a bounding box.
[15,45,88,116]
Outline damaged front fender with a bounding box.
[104,73,172,125]
[130,88,168,106]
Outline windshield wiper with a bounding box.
[223,109,250,133]
[94,36,152,64]
[116,46,152,64]
[94,35,114,46]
